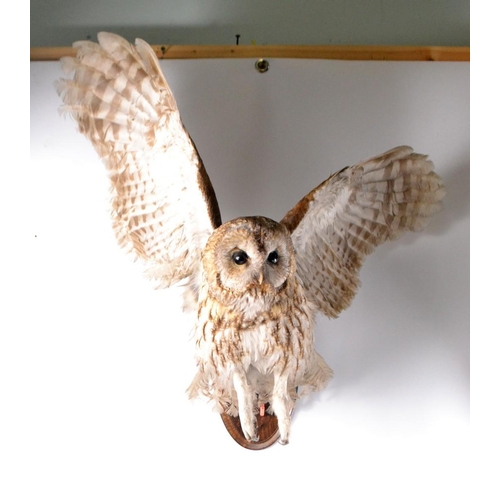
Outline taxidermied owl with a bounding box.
[56,32,445,448]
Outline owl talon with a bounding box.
[278,438,289,445]
[242,428,259,442]
[239,410,258,442]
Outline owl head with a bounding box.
[202,216,295,298]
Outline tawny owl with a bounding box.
[56,32,445,448]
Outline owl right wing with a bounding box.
[56,32,221,298]
[280,146,445,318]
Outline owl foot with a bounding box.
[240,417,259,442]
[272,373,293,446]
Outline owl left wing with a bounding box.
[280,146,445,318]
[56,32,221,298]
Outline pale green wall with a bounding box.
[31,0,469,47]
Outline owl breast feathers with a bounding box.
[56,32,445,447]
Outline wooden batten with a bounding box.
[30,44,469,62]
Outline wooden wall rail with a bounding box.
[31,44,469,62]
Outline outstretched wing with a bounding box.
[56,32,221,299]
[281,146,445,318]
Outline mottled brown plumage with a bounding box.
[56,32,445,447]
[282,146,445,318]
[187,217,332,443]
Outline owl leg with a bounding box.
[232,370,258,442]
[272,373,292,445]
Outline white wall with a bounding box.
[23,58,469,498]
[31,0,469,47]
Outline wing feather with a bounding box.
[281,146,445,318]
[56,32,221,302]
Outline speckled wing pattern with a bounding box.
[281,146,445,318]
[56,32,221,298]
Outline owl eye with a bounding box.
[232,250,248,265]
[267,251,279,265]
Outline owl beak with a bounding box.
[253,271,264,285]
